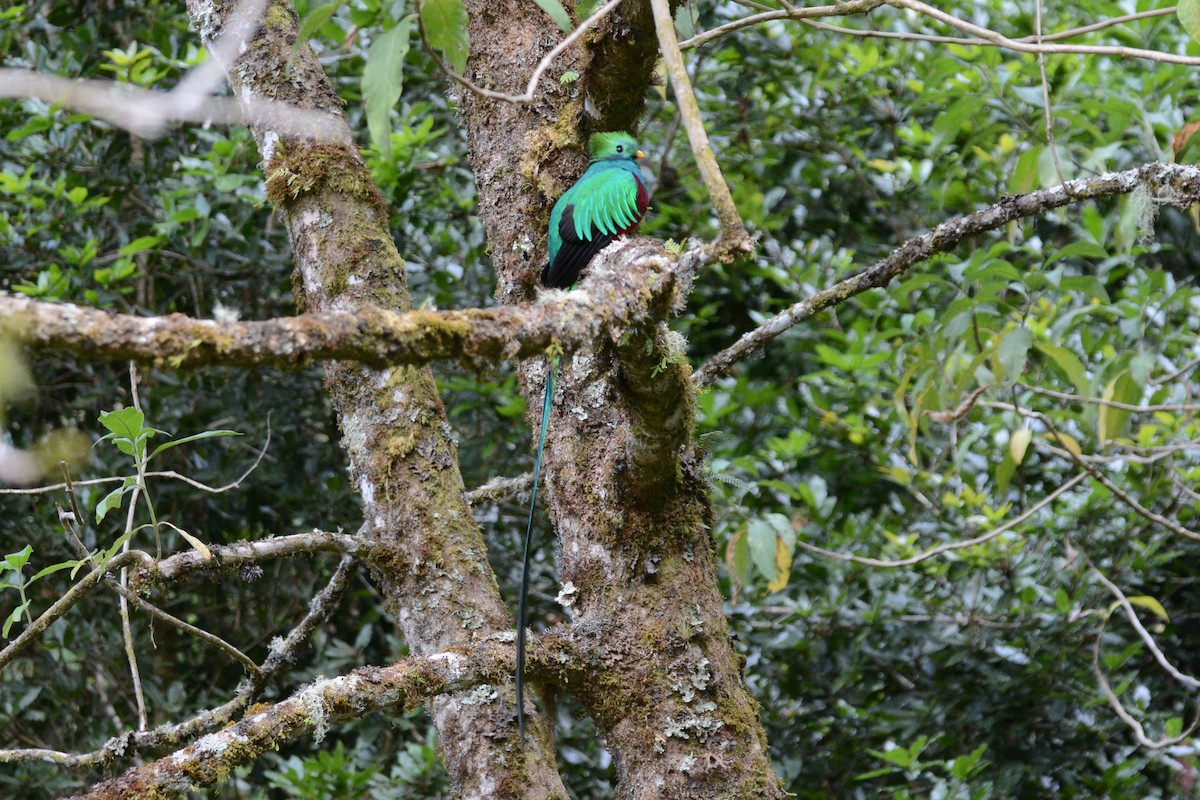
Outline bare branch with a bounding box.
[983,402,1200,543]
[650,0,752,250]
[0,70,345,141]
[0,557,357,770]
[681,0,1199,67]
[795,472,1088,568]
[679,0,886,50]
[1019,383,1200,413]
[1090,562,1200,691]
[1089,564,1200,749]
[418,0,627,104]
[692,162,1200,387]
[134,530,364,588]
[465,473,535,506]
[888,0,1200,65]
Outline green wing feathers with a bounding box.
[571,168,642,239]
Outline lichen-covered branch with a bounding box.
[692,161,1200,387]
[0,557,356,770]
[2,242,683,370]
[60,643,515,799]
[132,530,363,589]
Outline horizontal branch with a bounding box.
[58,643,514,799]
[1,239,684,370]
[133,530,364,588]
[692,161,1200,387]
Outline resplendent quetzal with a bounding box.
[517,131,649,743]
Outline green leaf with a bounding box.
[1044,240,1108,268]
[1180,0,1200,45]
[297,0,345,47]
[30,559,84,583]
[996,326,1032,384]
[745,519,778,585]
[3,604,27,638]
[1054,587,1071,614]
[118,235,163,256]
[949,744,988,780]
[148,429,241,460]
[868,747,912,768]
[363,16,415,162]
[96,477,137,524]
[1034,343,1090,397]
[1114,594,1170,623]
[420,0,469,74]
[674,2,698,40]
[98,407,145,441]
[1097,371,1140,443]
[531,0,572,34]
[3,545,32,573]
[1008,147,1040,193]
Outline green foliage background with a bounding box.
[3,0,1200,797]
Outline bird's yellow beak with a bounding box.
[635,150,646,159]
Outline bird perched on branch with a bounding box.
[517,131,649,743]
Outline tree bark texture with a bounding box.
[185,1,567,797]
[457,1,783,797]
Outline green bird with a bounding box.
[517,131,649,743]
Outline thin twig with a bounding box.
[679,0,886,50]
[0,558,357,769]
[691,162,1200,387]
[419,0,626,104]
[794,7,1177,50]
[0,550,152,674]
[649,0,751,249]
[1088,565,1200,749]
[1034,0,1067,187]
[1089,561,1200,690]
[888,0,1200,66]
[1019,383,1200,413]
[985,402,1200,543]
[795,472,1087,568]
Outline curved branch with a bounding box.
[889,0,1200,66]
[692,162,1200,387]
[795,472,1088,568]
[0,558,357,771]
[680,0,886,50]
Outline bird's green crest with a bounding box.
[588,131,641,162]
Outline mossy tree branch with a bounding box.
[0,242,685,371]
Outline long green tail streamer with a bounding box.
[517,357,557,744]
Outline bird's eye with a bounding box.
[616,145,624,152]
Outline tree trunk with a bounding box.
[456,1,783,796]
[185,1,567,796]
